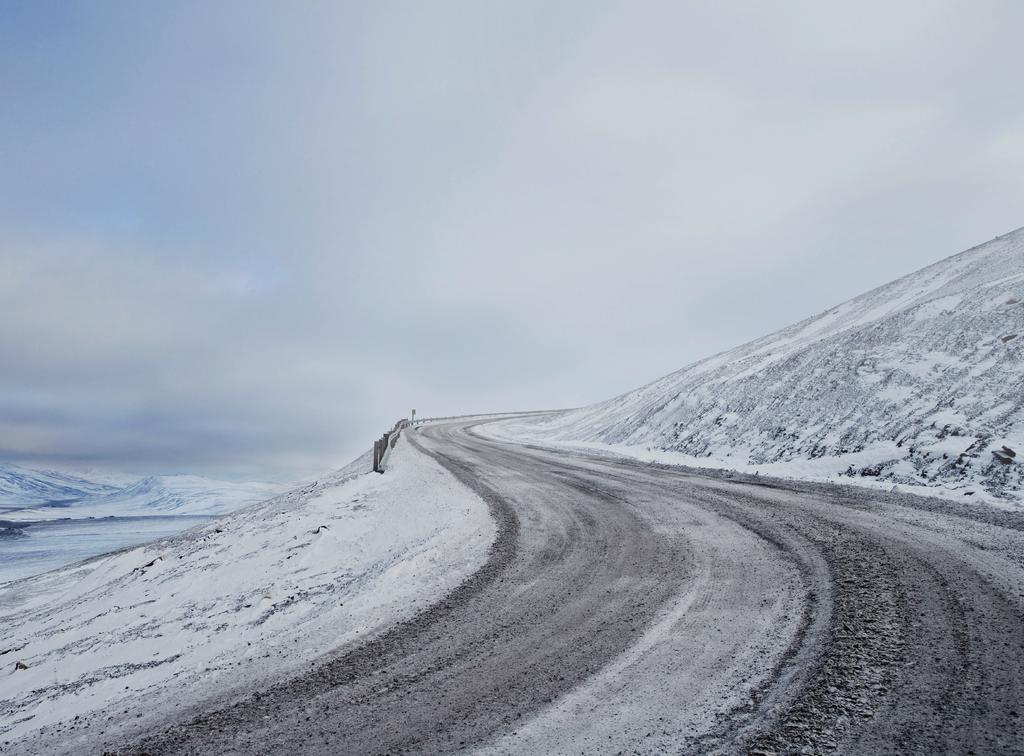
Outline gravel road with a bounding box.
[112,417,1024,754]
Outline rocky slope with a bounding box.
[502,228,1024,502]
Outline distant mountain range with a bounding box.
[0,463,283,521]
[496,227,1024,503]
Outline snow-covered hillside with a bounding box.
[66,474,282,518]
[0,441,494,748]
[492,228,1024,503]
[0,466,120,511]
[0,464,282,521]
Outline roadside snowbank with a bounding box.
[480,418,1022,510]
[0,440,494,748]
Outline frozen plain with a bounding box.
[0,466,286,583]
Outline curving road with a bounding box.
[121,417,1024,755]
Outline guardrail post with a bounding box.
[371,419,413,474]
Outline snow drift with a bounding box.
[493,228,1024,503]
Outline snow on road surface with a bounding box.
[491,227,1024,505]
[0,441,494,750]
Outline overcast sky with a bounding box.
[2,1,1023,481]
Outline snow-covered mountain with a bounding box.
[0,464,283,521]
[0,465,121,511]
[84,474,284,517]
[496,227,1024,503]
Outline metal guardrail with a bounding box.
[409,411,532,427]
[372,409,561,473]
[372,418,411,473]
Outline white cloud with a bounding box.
[1,1,1022,478]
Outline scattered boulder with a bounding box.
[1001,334,1018,343]
[14,660,28,671]
[135,556,163,573]
[992,448,1016,465]
[312,525,329,534]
